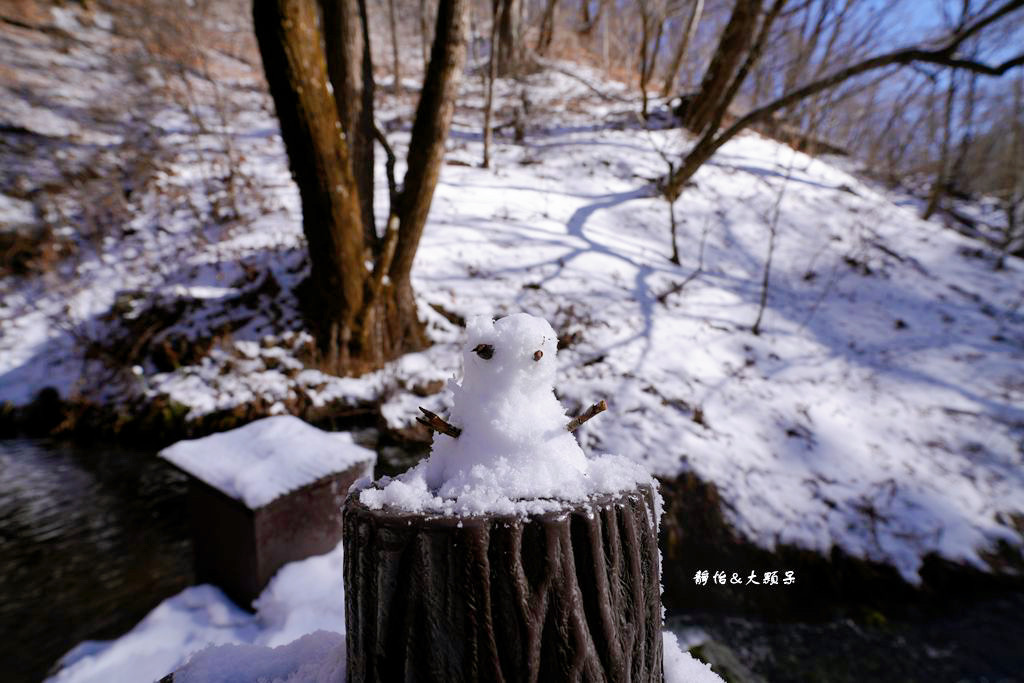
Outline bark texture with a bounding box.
[660,0,704,98]
[343,485,664,682]
[682,0,760,134]
[495,0,521,77]
[537,0,558,55]
[385,0,469,354]
[254,0,468,374]
[253,0,366,366]
[321,0,376,246]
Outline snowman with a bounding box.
[419,313,593,501]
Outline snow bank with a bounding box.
[360,314,653,515]
[51,539,721,683]
[159,416,375,509]
[664,631,722,683]
[173,630,723,683]
[50,543,348,683]
[174,632,345,683]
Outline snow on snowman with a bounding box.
[359,312,651,516]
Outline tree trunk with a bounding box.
[255,0,468,373]
[387,0,402,95]
[384,0,470,353]
[321,0,376,248]
[577,0,607,36]
[682,0,760,134]
[391,0,469,279]
[638,2,664,119]
[996,73,1024,269]
[483,0,499,168]
[923,76,956,220]
[420,0,433,69]
[660,0,704,98]
[537,0,558,55]
[343,484,664,681]
[253,0,367,368]
[496,0,521,77]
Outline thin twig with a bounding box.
[752,152,796,335]
[566,400,608,432]
[417,406,462,438]
[658,215,712,304]
[373,121,399,204]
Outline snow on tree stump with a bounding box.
[343,313,664,680]
[343,482,663,681]
[159,416,375,608]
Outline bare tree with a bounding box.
[681,0,764,134]
[483,0,500,167]
[663,0,1024,200]
[995,72,1024,268]
[576,0,608,36]
[495,0,522,76]
[638,0,667,118]
[537,0,559,54]
[253,0,469,374]
[418,0,436,69]
[922,75,957,219]
[660,0,704,98]
[387,0,402,94]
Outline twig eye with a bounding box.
[472,343,494,359]
[533,350,543,361]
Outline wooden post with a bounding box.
[342,484,663,681]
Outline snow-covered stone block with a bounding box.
[159,416,375,607]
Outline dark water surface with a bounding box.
[670,590,1024,683]
[0,439,193,682]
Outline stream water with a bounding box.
[0,439,193,682]
[669,591,1024,683]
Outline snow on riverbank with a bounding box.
[2,3,1022,584]
[48,544,347,683]
[48,542,721,683]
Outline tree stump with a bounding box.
[343,484,663,682]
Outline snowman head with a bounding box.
[460,313,559,396]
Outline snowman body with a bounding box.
[422,313,589,500]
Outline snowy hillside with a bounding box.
[2,1,1022,592]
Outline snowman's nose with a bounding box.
[533,350,543,361]
[472,343,494,359]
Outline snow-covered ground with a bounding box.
[3,0,1023,610]
[48,539,720,683]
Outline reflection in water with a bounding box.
[0,439,194,682]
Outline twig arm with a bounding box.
[566,400,608,432]
[417,406,462,438]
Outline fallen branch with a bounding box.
[417,407,462,438]
[566,400,608,432]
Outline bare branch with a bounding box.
[373,121,399,204]
[566,400,608,432]
[664,0,1024,198]
[417,406,462,438]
